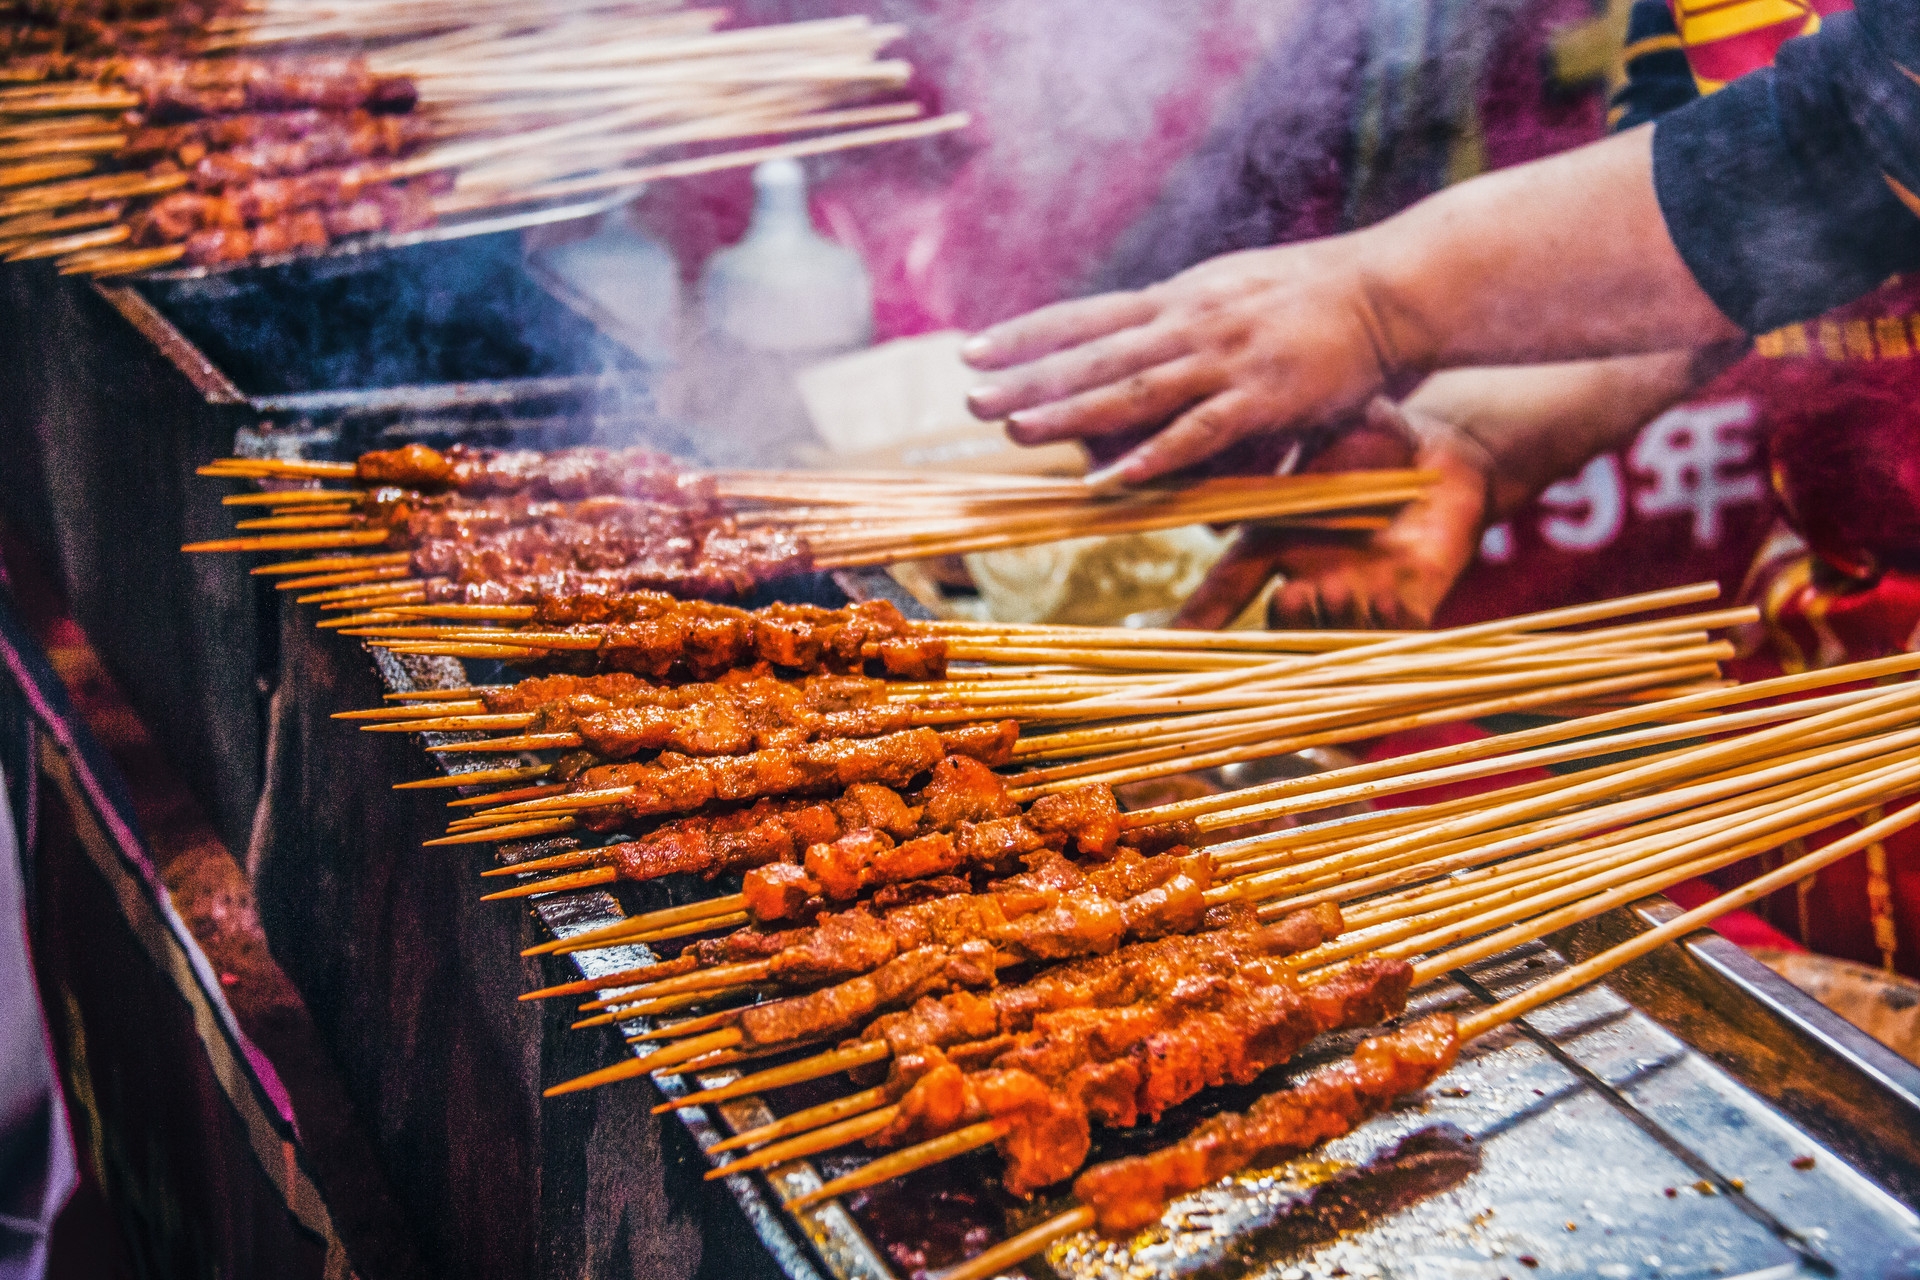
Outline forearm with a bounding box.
[1404,344,1743,517]
[1355,129,1743,376]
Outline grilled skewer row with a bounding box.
[3,54,418,117]
[500,756,1193,927]
[663,910,1405,1200]
[1071,1013,1458,1234]
[129,171,441,259]
[497,725,1010,835]
[235,443,710,501]
[399,669,965,762]
[205,499,818,602]
[378,598,948,682]
[584,845,1222,1026]
[124,108,433,185]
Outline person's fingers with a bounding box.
[966,324,1190,419]
[960,292,1159,371]
[1170,527,1291,629]
[1003,356,1216,446]
[1086,388,1265,486]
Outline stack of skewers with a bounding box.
[0,0,964,275]
[194,435,1920,1269]
[315,546,1920,1272]
[186,441,1437,607]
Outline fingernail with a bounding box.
[1004,412,1047,444]
[967,386,1002,416]
[1081,460,1137,493]
[960,334,994,363]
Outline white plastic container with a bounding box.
[700,158,873,356]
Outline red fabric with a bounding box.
[1433,367,1779,629]
[1670,0,1852,86]
[1662,878,1805,952]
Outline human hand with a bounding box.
[1170,398,1492,630]
[962,240,1404,488]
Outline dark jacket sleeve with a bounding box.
[1652,3,1920,331]
[1608,0,1699,132]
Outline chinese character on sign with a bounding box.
[1628,400,1763,547]
[1539,455,1626,552]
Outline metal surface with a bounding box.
[352,575,1920,1280]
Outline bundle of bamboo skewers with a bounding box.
[0,1,965,275]
[486,650,1920,1275]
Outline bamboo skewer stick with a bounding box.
[1215,681,1920,910]
[1216,712,1920,908]
[433,112,972,214]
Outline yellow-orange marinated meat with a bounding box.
[709,853,1217,1038]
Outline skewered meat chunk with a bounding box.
[607,781,922,883]
[1025,785,1122,857]
[463,596,943,678]
[352,443,713,501]
[479,670,878,717]
[735,940,1002,1048]
[874,957,1416,1195]
[144,182,437,263]
[408,510,813,602]
[740,787,1169,924]
[1074,1014,1461,1233]
[412,551,815,606]
[113,55,417,119]
[918,754,1020,828]
[859,909,1344,1062]
[682,851,1214,1016]
[573,727,955,828]
[511,597,939,679]
[524,679,960,760]
[189,112,429,187]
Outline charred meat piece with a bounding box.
[1074,1014,1461,1233]
[876,957,1416,1196]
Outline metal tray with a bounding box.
[361,572,1920,1280]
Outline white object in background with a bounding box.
[535,212,681,364]
[794,330,1087,476]
[701,158,873,356]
